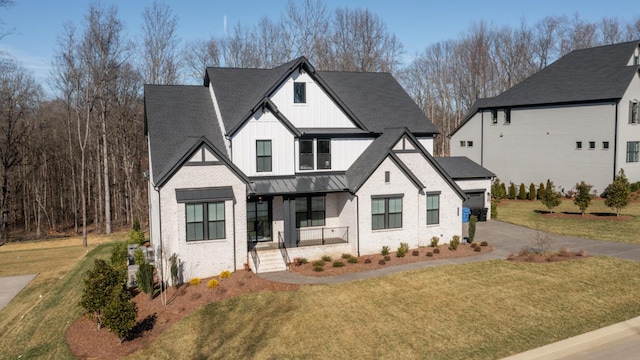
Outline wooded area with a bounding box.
[1,0,640,242]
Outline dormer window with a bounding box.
[294,82,306,103]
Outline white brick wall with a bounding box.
[154,163,247,284]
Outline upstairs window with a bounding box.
[460,141,466,147]
[576,141,582,150]
[627,141,639,163]
[589,141,596,150]
[490,109,498,124]
[256,140,272,172]
[317,139,331,169]
[504,108,511,125]
[299,139,314,170]
[603,141,609,150]
[467,141,474,147]
[294,82,306,103]
[630,101,639,124]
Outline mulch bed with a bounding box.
[541,212,632,221]
[507,248,589,263]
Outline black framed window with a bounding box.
[256,140,272,172]
[299,139,314,170]
[490,109,498,124]
[603,141,609,150]
[589,141,596,150]
[294,82,306,103]
[504,108,511,124]
[317,139,331,169]
[576,141,582,150]
[630,101,639,124]
[186,202,225,241]
[627,141,639,162]
[460,141,466,147]
[467,141,473,147]
[426,193,440,225]
[295,196,325,228]
[371,196,402,230]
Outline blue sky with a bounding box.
[1,0,639,94]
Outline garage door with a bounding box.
[463,191,484,209]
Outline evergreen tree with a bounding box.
[538,182,545,200]
[501,183,507,200]
[605,169,631,216]
[491,177,506,200]
[80,260,122,330]
[102,285,138,344]
[573,181,593,215]
[529,183,536,200]
[509,183,517,199]
[518,183,527,200]
[540,179,562,213]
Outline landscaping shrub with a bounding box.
[480,241,488,247]
[541,179,562,213]
[519,183,527,200]
[532,231,554,254]
[364,258,372,264]
[169,253,180,287]
[384,255,391,261]
[574,181,593,215]
[491,199,498,219]
[559,247,571,257]
[207,279,219,288]
[313,265,324,272]
[133,248,146,265]
[538,182,545,200]
[529,183,536,200]
[102,285,137,344]
[381,245,390,256]
[605,169,631,216]
[298,257,308,265]
[433,248,440,254]
[430,236,439,247]
[378,259,386,265]
[136,262,155,299]
[468,215,477,243]
[491,178,506,200]
[189,277,201,286]
[426,252,433,257]
[332,261,345,267]
[80,259,122,330]
[127,221,146,245]
[631,181,640,192]
[341,253,352,259]
[449,235,461,250]
[412,250,419,256]
[321,255,332,262]
[397,242,409,257]
[110,241,128,283]
[312,260,325,267]
[348,257,358,264]
[474,246,481,252]
[219,270,232,279]
[501,183,507,199]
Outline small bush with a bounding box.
[313,265,324,272]
[474,247,481,252]
[519,183,527,200]
[491,199,498,219]
[577,250,587,257]
[468,216,477,243]
[298,257,308,265]
[558,247,571,257]
[378,260,386,265]
[219,270,232,279]
[426,252,433,257]
[332,261,345,267]
[348,257,358,264]
[397,242,409,257]
[433,248,440,254]
[127,227,146,245]
[312,260,325,267]
[321,255,332,262]
[169,253,180,288]
[341,253,352,259]
[509,182,516,199]
[480,241,488,247]
[430,236,439,247]
[102,286,137,344]
[449,235,461,250]
[384,255,391,261]
[133,248,146,266]
[189,277,201,286]
[529,183,536,200]
[381,245,390,256]
[207,279,219,288]
[136,262,155,299]
[412,250,419,256]
[519,248,530,256]
[364,258,372,264]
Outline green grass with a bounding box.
[0,237,116,359]
[129,257,640,359]
[496,198,640,243]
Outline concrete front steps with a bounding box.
[250,248,287,273]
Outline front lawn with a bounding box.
[129,257,640,359]
[496,198,640,243]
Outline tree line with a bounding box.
[1,0,640,243]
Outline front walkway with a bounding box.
[258,220,640,284]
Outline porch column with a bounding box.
[282,198,297,248]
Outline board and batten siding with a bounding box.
[617,73,640,184]
[269,72,357,129]
[231,109,295,177]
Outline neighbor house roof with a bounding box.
[144,85,245,187]
[436,157,495,180]
[205,57,439,136]
[453,40,640,135]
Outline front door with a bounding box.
[247,198,272,243]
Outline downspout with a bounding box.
[480,110,484,165]
[354,193,360,257]
[232,196,236,272]
[154,185,165,306]
[613,101,619,181]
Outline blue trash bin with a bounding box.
[462,207,471,223]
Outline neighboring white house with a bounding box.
[451,40,640,195]
[144,57,493,281]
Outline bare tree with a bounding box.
[183,38,222,82]
[600,17,625,45]
[0,56,41,243]
[140,1,181,84]
[282,0,331,66]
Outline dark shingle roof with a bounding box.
[453,41,640,136]
[144,85,230,186]
[206,58,438,135]
[435,157,495,180]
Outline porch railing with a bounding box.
[278,226,349,248]
[278,232,291,269]
[249,243,260,272]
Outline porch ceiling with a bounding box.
[248,174,348,196]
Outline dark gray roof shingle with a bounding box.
[144,85,229,186]
[435,157,495,179]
